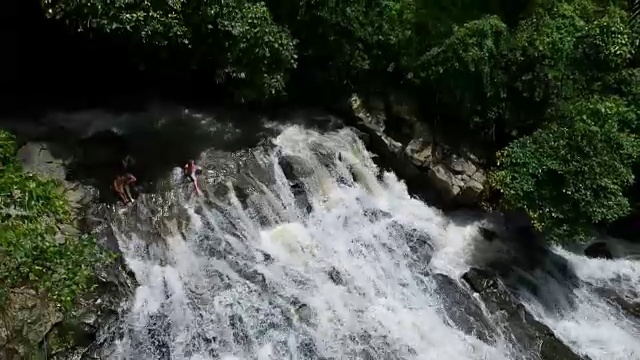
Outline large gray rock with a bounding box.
[0,288,63,360]
[432,273,496,344]
[594,287,640,321]
[16,142,97,209]
[405,137,432,166]
[457,179,484,206]
[347,93,487,208]
[428,164,463,200]
[405,137,486,206]
[16,142,67,181]
[350,94,386,133]
[583,242,613,259]
[462,268,586,360]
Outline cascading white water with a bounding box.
[106,125,640,360]
[518,248,640,360]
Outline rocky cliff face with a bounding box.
[0,142,134,359]
[344,93,487,209]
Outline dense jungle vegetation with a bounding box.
[1,0,639,309]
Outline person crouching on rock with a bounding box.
[184,160,202,194]
[114,173,137,204]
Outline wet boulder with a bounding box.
[432,273,495,344]
[290,299,314,324]
[584,242,613,260]
[328,267,345,286]
[593,286,640,320]
[0,288,63,360]
[239,268,267,289]
[462,268,585,360]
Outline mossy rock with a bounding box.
[40,319,97,358]
[0,288,62,360]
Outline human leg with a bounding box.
[115,186,128,203]
[124,184,134,202]
[190,174,199,192]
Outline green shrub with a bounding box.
[489,97,640,243]
[416,15,510,138]
[0,130,110,310]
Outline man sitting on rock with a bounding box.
[114,173,137,204]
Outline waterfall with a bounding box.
[101,125,639,360]
[518,248,640,359]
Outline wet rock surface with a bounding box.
[445,210,553,276]
[342,93,487,209]
[431,273,495,344]
[584,242,613,259]
[0,288,63,359]
[462,268,586,360]
[594,287,640,320]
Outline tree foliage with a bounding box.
[41,0,297,101]
[490,98,640,242]
[486,1,640,242]
[415,15,509,138]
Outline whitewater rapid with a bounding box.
[106,125,639,360]
[519,248,640,359]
